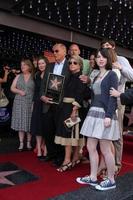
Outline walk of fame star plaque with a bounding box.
[45,73,65,104]
[0,162,38,189]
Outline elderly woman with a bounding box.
[55,55,87,172]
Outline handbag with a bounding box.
[0,85,9,107]
[64,117,81,128]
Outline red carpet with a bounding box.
[0,137,133,200]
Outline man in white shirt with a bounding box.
[40,43,70,166]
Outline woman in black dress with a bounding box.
[31,56,49,160]
[55,55,87,172]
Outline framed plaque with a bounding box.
[45,73,65,104]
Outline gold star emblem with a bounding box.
[50,77,62,90]
[125,107,133,126]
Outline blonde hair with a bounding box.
[53,43,67,55]
[69,55,83,69]
[21,59,35,76]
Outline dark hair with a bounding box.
[96,48,112,70]
[100,39,116,48]
[89,50,97,59]
[32,54,38,60]
[89,51,99,69]
[37,55,49,66]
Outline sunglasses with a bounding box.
[69,61,78,65]
[52,50,59,53]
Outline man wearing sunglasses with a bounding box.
[40,43,70,166]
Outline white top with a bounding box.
[53,58,66,75]
[112,68,121,81]
[117,55,133,93]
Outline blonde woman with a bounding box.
[11,59,35,151]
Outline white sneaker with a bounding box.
[76,175,98,186]
[95,179,116,191]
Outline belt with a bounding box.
[63,97,75,103]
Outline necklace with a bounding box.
[98,71,107,79]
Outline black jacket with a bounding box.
[120,88,133,105]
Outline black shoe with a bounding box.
[18,148,24,152]
[43,155,54,162]
[37,156,46,161]
[52,158,64,167]
[27,142,32,151]
[27,147,33,151]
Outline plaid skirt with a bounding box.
[80,107,120,141]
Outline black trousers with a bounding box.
[42,105,65,159]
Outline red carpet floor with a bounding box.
[0,137,133,200]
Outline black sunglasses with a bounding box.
[52,50,59,53]
[69,61,78,65]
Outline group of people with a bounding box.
[1,38,133,191]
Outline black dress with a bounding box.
[55,71,87,146]
[30,72,43,136]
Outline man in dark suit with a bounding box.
[40,43,70,166]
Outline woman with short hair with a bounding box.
[55,55,87,172]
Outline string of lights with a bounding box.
[0,0,133,65]
[0,26,92,65]
[12,0,133,49]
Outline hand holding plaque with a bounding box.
[45,73,65,104]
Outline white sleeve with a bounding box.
[117,56,133,81]
[112,69,121,81]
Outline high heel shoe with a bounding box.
[57,162,72,172]
[18,142,24,152]
[37,155,46,161]
[27,141,32,151]
[72,159,81,168]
